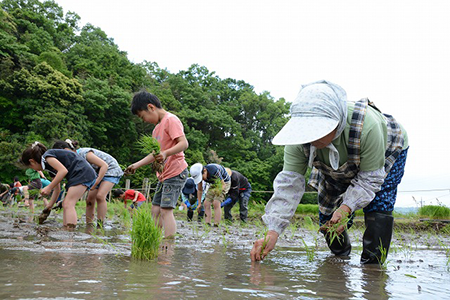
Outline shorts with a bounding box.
[205,180,231,203]
[152,168,188,209]
[131,201,144,209]
[82,179,97,190]
[95,176,121,189]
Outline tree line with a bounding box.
[0,0,317,203]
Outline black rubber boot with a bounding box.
[323,230,352,256]
[223,204,233,221]
[197,210,204,222]
[360,211,394,265]
[187,209,194,221]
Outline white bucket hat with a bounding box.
[190,163,203,184]
[272,80,348,145]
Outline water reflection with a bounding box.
[0,247,449,299]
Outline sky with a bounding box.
[53,0,450,207]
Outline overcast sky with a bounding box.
[54,0,450,207]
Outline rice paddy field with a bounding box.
[0,200,449,299]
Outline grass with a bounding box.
[418,205,450,219]
[131,203,163,260]
[295,204,319,215]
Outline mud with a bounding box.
[1,207,450,299]
[0,207,449,256]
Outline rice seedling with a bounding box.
[288,221,298,239]
[301,216,317,232]
[378,238,389,270]
[319,212,351,246]
[131,203,162,260]
[260,231,268,257]
[210,178,223,197]
[301,237,315,262]
[221,232,230,248]
[136,134,163,173]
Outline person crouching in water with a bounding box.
[20,142,97,228]
[180,177,205,222]
[53,140,123,228]
[113,189,146,211]
[190,163,231,227]
[250,80,408,265]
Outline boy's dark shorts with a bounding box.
[152,168,188,209]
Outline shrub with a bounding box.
[418,205,450,219]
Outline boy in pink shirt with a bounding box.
[125,91,189,238]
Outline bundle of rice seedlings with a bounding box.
[137,134,164,173]
[210,178,223,197]
[131,204,162,260]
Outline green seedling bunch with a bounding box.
[260,231,269,257]
[301,238,315,262]
[131,204,162,260]
[210,178,223,197]
[137,134,164,173]
[378,238,389,269]
[319,211,351,246]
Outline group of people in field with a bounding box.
[14,90,252,236]
[13,80,409,266]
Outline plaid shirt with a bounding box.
[305,98,405,215]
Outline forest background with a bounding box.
[0,0,318,204]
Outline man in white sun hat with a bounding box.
[190,163,231,226]
[250,80,409,265]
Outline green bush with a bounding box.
[296,204,319,215]
[418,205,450,219]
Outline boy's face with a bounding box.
[202,169,207,180]
[136,104,158,125]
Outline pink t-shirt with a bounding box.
[153,112,188,181]
[124,189,146,202]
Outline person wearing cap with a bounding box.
[222,169,252,223]
[180,177,205,221]
[250,80,408,265]
[190,163,231,226]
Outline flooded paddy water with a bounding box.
[0,207,449,299]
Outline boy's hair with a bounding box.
[113,189,125,198]
[20,142,47,166]
[13,176,19,182]
[131,90,162,115]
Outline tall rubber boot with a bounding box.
[223,203,233,222]
[360,211,394,265]
[322,229,352,256]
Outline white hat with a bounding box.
[190,163,203,184]
[272,81,347,145]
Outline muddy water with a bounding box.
[0,210,449,299]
